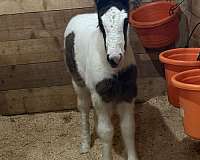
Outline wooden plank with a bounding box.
[189,37,200,47]
[0,76,166,115]
[135,53,165,78]
[136,52,160,61]
[0,53,164,91]
[0,8,94,65]
[137,60,164,78]
[191,0,200,18]
[0,58,164,91]
[0,0,94,15]
[129,28,146,54]
[0,61,71,91]
[0,38,63,66]
[137,77,166,103]
[0,28,66,58]
[0,7,94,42]
[0,85,76,115]
[190,14,200,40]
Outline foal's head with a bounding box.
[95,0,129,68]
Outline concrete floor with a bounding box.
[0,95,200,160]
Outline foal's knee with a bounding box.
[97,122,114,143]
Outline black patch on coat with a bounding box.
[64,32,85,87]
[123,18,129,50]
[96,64,137,103]
[98,15,107,50]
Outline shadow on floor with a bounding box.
[101,102,200,160]
[135,103,200,160]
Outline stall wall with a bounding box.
[0,0,168,115]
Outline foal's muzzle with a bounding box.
[107,54,122,68]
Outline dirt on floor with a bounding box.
[0,95,200,160]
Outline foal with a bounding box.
[64,0,138,159]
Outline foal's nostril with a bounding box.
[107,54,122,68]
[113,54,122,64]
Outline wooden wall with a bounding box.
[0,0,167,115]
[182,0,200,47]
[189,0,200,47]
[0,0,94,15]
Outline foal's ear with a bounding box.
[95,0,108,5]
[95,0,129,5]
[95,0,110,13]
[120,0,129,5]
[95,0,129,14]
[119,0,129,9]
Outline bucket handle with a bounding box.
[185,22,200,48]
[169,0,185,15]
[185,22,200,61]
[197,53,200,61]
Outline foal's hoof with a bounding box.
[80,143,90,154]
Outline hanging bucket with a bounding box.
[159,48,200,107]
[172,69,200,139]
[129,1,181,49]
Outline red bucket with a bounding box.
[129,1,181,49]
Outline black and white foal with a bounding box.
[64,0,138,159]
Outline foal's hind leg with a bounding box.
[72,80,91,153]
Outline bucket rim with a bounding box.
[172,69,200,91]
[159,48,200,67]
[129,1,181,28]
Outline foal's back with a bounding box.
[64,13,98,46]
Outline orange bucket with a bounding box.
[172,69,200,139]
[129,1,181,49]
[159,48,200,107]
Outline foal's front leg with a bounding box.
[117,101,138,160]
[92,93,113,160]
